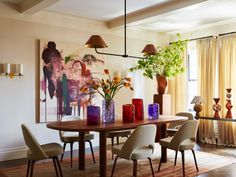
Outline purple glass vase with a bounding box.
[87,106,100,125]
[148,103,159,120]
[102,100,115,123]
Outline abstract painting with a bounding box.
[38,40,103,122]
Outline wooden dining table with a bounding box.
[47,115,187,177]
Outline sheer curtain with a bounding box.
[197,37,217,144]
[218,34,236,146]
[168,48,187,115]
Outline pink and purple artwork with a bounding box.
[38,40,103,122]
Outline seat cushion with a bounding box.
[27,143,63,160]
[61,133,94,143]
[160,137,195,151]
[106,130,131,138]
[112,144,153,160]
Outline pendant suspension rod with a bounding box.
[124,0,127,57]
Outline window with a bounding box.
[187,41,198,111]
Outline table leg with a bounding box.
[79,132,85,170]
[160,124,167,162]
[99,131,107,177]
[155,124,167,162]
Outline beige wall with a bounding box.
[0,3,168,161]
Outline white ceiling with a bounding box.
[5,0,236,34]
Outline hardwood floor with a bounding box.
[1,143,236,176]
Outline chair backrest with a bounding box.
[169,120,199,150]
[168,112,193,129]
[59,116,81,140]
[119,124,157,160]
[21,124,48,160]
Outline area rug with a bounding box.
[1,144,236,177]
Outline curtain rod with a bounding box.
[219,31,236,36]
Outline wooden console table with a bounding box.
[196,116,236,122]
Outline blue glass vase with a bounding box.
[148,103,159,120]
[102,100,115,123]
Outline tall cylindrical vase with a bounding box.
[102,100,115,123]
[132,98,144,121]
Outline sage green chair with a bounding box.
[21,124,64,177]
[167,112,194,137]
[111,124,157,177]
[59,116,95,168]
[158,120,199,177]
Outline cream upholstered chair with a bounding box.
[111,124,157,177]
[167,112,194,137]
[158,120,199,177]
[21,124,64,177]
[59,116,95,168]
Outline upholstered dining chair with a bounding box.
[167,112,194,137]
[111,124,157,177]
[21,124,64,177]
[158,120,199,177]
[59,116,95,168]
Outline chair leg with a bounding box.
[29,160,35,177]
[87,140,96,163]
[116,136,119,145]
[158,150,162,172]
[55,156,64,177]
[70,142,74,168]
[26,159,31,177]
[53,157,59,177]
[191,149,199,171]
[61,143,67,162]
[132,160,137,177]
[174,151,178,166]
[111,155,119,177]
[181,151,185,177]
[148,157,155,177]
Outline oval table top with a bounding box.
[47,115,188,132]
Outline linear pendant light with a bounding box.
[84,0,157,59]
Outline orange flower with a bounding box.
[80,87,88,92]
[104,69,109,75]
[92,84,99,90]
[113,76,122,84]
[125,77,131,82]
[124,82,131,88]
[105,88,111,93]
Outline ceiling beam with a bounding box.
[18,0,60,15]
[107,0,211,29]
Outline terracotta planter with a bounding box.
[156,75,168,94]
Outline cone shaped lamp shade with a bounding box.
[141,44,157,56]
[84,35,108,48]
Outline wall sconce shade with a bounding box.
[84,35,108,48]
[141,44,157,56]
[0,63,23,77]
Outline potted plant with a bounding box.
[130,34,188,94]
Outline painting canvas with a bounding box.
[38,40,104,123]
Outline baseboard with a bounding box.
[0,146,27,161]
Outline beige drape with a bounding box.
[218,34,236,146]
[168,48,187,115]
[197,37,217,144]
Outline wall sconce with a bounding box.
[0,63,23,78]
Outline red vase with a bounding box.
[132,98,144,121]
[122,104,135,123]
[156,75,168,94]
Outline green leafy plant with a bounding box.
[130,34,188,79]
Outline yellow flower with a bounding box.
[104,69,109,75]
